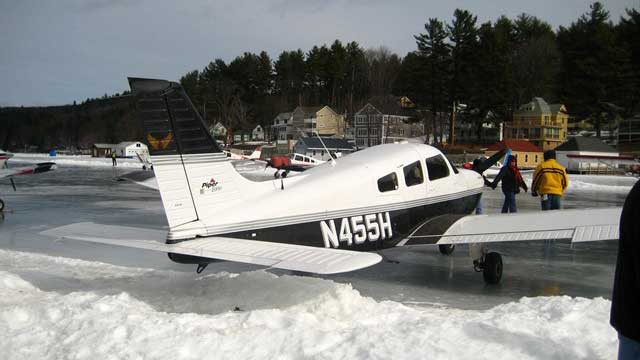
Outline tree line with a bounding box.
[1,2,638,151]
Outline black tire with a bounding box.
[282,171,288,178]
[274,171,280,178]
[438,244,455,255]
[0,199,4,212]
[483,252,503,284]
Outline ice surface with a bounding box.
[0,155,636,359]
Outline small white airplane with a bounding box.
[41,78,622,284]
[223,146,262,160]
[1,150,56,211]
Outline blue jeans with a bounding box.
[618,333,640,360]
[475,197,483,215]
[541,194,561,210]
[501,191,517,213]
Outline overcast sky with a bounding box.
[0,0,637,106]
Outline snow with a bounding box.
[12,153,143,168]
[0,249,618,360]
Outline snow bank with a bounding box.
[521,174,636,194]
[0,250,617,360]
[12,153,142,168]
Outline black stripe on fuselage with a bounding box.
[167,192,480,264]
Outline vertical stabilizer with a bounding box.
[128,78,226,229]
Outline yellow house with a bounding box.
[485,140,544,169]
[316,106,345,136]
[504,97,569,151]
[291,105,345,137]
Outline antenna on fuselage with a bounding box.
[312,131,337,166]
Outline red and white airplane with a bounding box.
[1,150,56,211]
[42,78,622,284]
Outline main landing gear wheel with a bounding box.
[438,244,455,255]
[0,198,4,212]
[482,252,503,284]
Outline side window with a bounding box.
[403,161,424,187]
[303,157,310,163]
[295,155,303,161]
[377,172,398,192]
[426,155,450,181]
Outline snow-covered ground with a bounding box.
[0,154,636,359]
[0,249,617,360]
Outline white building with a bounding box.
[554,136,633,174]
[252,125,265,141]
[114,141,149,158]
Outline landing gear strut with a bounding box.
[438,244,455,255]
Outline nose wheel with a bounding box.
[0,198,4,212]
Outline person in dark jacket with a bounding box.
[490,154,528,213]
[610,180,640,359]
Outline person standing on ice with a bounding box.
[610,180,640,359]
[111,152,117,166]
[531,150,568,211]
[489,154,528,213]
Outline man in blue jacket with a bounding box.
[611,180,640,359]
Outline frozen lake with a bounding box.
[0,160,637,359]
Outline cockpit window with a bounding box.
[294,155,303,161]
[426,155,450,181]
[403,161,424,187]
[377,172,398,192]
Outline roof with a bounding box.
[356,96,417,118]
[92,143,116,148]
[487,140,543,152]
[294,106,325,117]
[515,97,565,115]
[555,136,617,153]
[297,137,355,150]
[116,141,143,147]
[273,112,292,121]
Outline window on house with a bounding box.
[403,161,424,187]
[525,154,529,162]
[426,155,450,181]
[377,172,398,192]
[371,128,378,136]
[535,155,538,163]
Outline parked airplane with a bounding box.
[266,153,325,177]
[41,78,622,284]
[0,150,56,211]
[223,146,262,160]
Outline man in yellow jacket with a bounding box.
[532,150,569,210]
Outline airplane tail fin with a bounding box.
[128,78,248,235]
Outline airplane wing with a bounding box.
[0,162,56,179]
[40,222,382,274]
[399,207,620,246]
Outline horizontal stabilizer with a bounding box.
[41,223,382,274]
[401,207,621,246]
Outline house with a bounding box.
[113,141,149,158]
[208,122,227,139]
[293,137,355,162]
[291,106,345,138]
[617,113,640,156]
[504,97,569,151]
[252,125,265,141]
[232,130,252,144]
[91,143,116,158]
[271,112,295,152]
[554,136,634,174]
[485,140,543,169]
[354,96,420,148]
